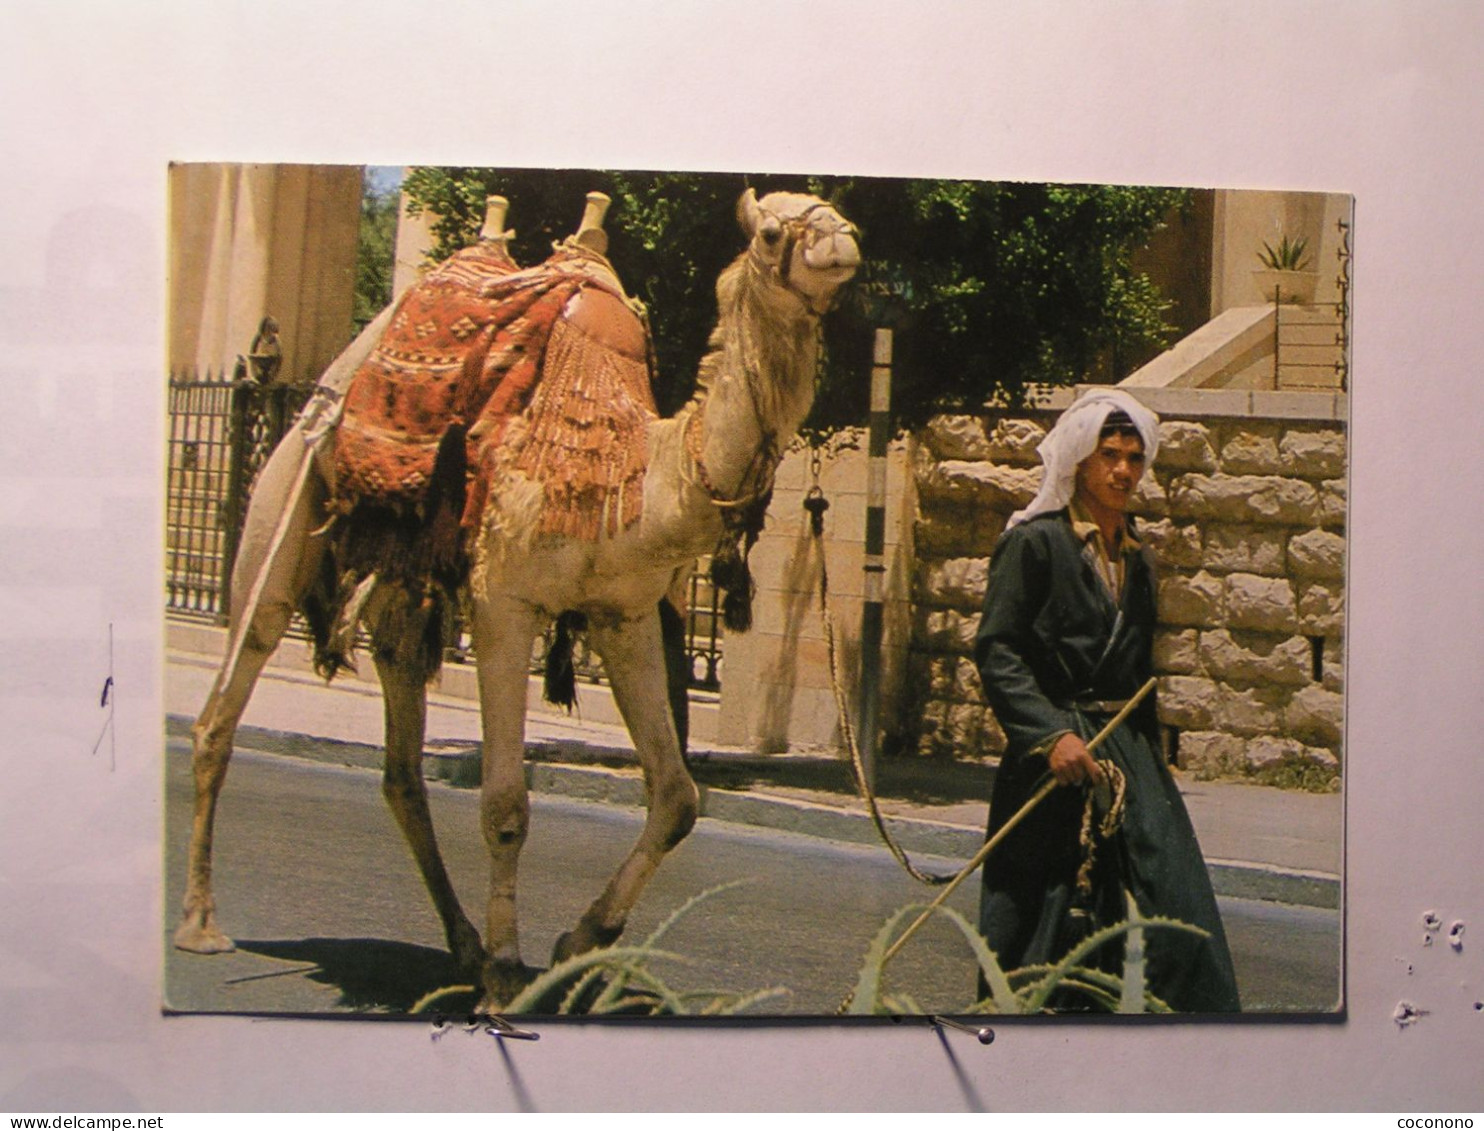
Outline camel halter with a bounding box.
[748,202,858,316]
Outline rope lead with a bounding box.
[808,472,952,888]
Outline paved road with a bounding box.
[164,739,1341,1018]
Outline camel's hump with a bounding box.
[560,287,648,363]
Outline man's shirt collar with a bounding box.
[1068,498,1141,555]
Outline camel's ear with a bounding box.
[737,188,760,238]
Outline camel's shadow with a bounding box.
[237,937,664,1017]
[237,937,470,1015]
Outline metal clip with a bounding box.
[803,486,830,537]
[481,1013,540,1041]
[931,1016,995,1045]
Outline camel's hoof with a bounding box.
[478,959,539,1011]
[449,920,486,975]
[173,918,236,955]
[551,921,624,966]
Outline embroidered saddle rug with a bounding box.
[330,240,657,586]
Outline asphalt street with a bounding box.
[163,738,1342,1019]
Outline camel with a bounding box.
[173,187,861,1008]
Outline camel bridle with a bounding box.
[749,202,859,316]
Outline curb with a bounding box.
[164,716,1340,911]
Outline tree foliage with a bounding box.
[400,167,1186,431]
[352,173,399,332]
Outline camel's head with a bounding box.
[737,189,860,314]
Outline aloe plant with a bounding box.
[849,897,1210,1015]
[411,880,790,1018]
[1258,233,1312,272]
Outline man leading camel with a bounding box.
[973,388,1240,1012]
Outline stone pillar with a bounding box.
[168,163,361,381]
[392,183,436,300]
[717,434,916,756]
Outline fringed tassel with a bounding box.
[543,610,588,710]
[712,485,772,633]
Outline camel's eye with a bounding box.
[759,216,783,246]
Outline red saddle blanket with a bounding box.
[331,241,655,548]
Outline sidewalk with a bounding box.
[164,622,1342,909]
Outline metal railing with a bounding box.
[166,371,311,621]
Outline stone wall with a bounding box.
[909,402,1346,788]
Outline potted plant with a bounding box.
[1252,233,1320,304]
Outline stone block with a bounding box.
[1219,423,1284,475]
[1133,473,1168,519]
[1243,735,1305,770]
[1153,628,1200,675]
[947,702,992,756]
[1289,528,1346,580]
[915,699,948,755]
[924,415,991,461]
[915,505,1002,559]
[1176,730,1246,776]
[984,418,1047,463]
[1139,518,1204,569]
[918,460,1042,510]
[915,607,978,654]
[1158,570,1225,627]
[1304,743,1341,770]
[1157,676,1219,729]
[1318,479,1348,528]
[952,655,984,702]
[1204,524,1287,576]
[1198,629,1312,687]
[1279,427,1346,479]
[1322,638,1345,692]
[1225,573,1299,633]
[1169,473,1320,525]
[920,656,952,700]
[1298,583,1346,637]
[1214,685,1286,737]
[1155,420,1218,472]
[917,556,988,610]
[1285,684,1344,747]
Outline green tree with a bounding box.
[399,167,1185,430]
[352,172,400,332]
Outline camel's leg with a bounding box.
[552,609,699,964]
[371,611,484,974]
[470,594,543,1008]
[174,429,327,954]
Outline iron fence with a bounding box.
[165,368,725,692]
[166,372,311,621]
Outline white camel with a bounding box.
[174,188,860,1008]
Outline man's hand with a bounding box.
[1046,732,1107,788]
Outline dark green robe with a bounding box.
[974,509,1240,1012]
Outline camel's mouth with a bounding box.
[801,228,861,276]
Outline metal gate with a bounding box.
[166,371,311,621]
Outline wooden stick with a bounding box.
[879,676,1158,967]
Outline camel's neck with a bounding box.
[686,256,820,500]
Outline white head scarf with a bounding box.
[1007,388,1160,528]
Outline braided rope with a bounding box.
[815,517,951,887]
[1075,758,1128,898]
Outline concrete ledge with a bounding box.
[1104,385,1345,422]
[1122,305,1276,390]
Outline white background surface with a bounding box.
[1,0,1481,1113]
